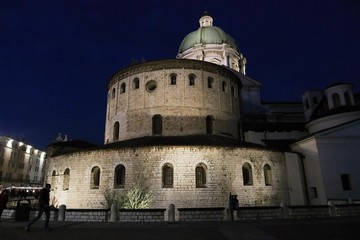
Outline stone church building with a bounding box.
[46,13,360,209]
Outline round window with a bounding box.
[146,80,157,92]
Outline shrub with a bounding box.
[102,184,153,209]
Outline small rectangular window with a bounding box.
[310,187,318,199]
[207,77,213,88]
[341,174,352,190]
[222,81,227,92]
[170,74,177,85]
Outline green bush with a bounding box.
[102,184,153,209]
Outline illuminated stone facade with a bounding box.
[44,13,303,209]
[105,59,241,143]
[47,140,290,209]
[47,57,294,209]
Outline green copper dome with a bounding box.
[178,15,238,53]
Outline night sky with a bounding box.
[1,0,360,150]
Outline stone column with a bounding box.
[109,203,117,222]
[328,201,336,217]
[280,202,289,219]
[168,203,175,223]
[58,204,66,221]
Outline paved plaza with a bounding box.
[1,216,359,240]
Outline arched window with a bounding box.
[332,93,341,107]
[207,77,214,88]
[113,121,120,141]
[188,74,196,86]
[162,163,173,188]
[90,166,100,189]
[344,92,351,105]
[114,164,125,188]
[305,99,309,109]
[341,174,352,190]
[133,78,140,90]
[242,163,253,186]
[196,163,207,188]
[263,164,273,186]
[322,95,329,112]
[222,81,227,92]
[63,168,70,190]
[112,88,116,99]
[120,82,126,94]
[170,73,177,85]
[313,97,318,105]
[152,115,162,135]
[206,115,214,134]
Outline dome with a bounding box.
[178,14,238,53]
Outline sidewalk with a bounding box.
[1,216,360,240]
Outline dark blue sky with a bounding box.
[1,0,360,149]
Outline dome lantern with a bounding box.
[199,13,213,27]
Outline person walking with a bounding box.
[0,189,10,220]
[25,184,52,231]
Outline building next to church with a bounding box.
[0,136,46,188]
[45,13,360,209]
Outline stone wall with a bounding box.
[1,209,58,221]
[178,207,225,221]
[118,209,166,222]
[65,209,108,222]
[236,203,360,220]
[288,205,330,218]
[1,209,14,219]
[104,59,241,143]
[46,146,289,209]
[2,204,360,222]
[236,206,281,220]
[335,204,360,216]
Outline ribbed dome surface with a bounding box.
[179,26,238,53]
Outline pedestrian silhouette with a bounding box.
[25,184,52,231]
